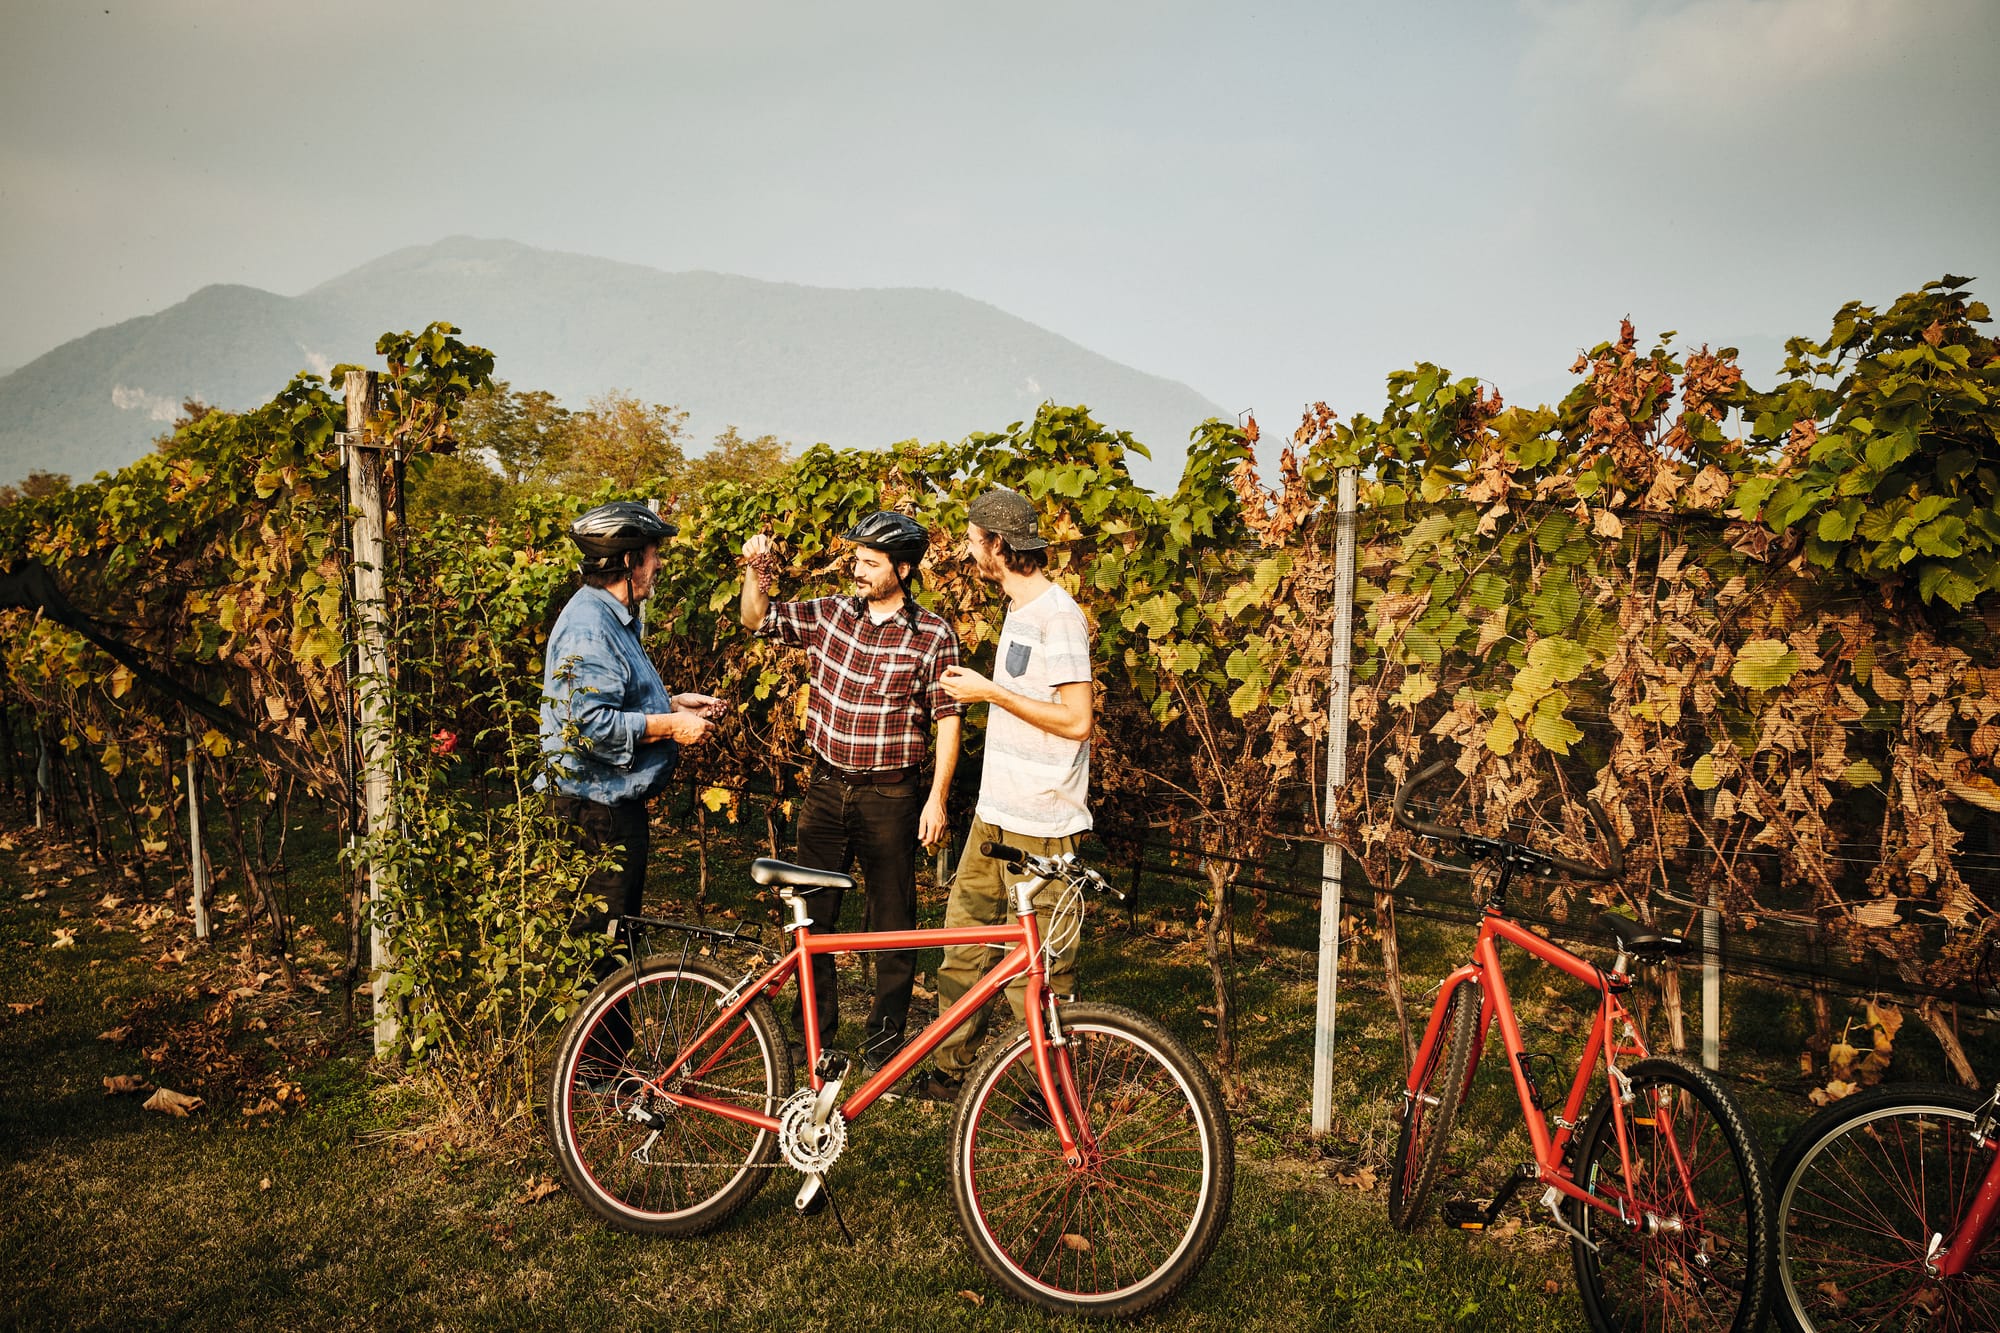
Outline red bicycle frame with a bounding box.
[1406,908,1658,1225]
[1934,1105,2000,1279]
[629,879,1093,1162]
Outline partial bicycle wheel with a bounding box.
[545,955,794,1236]
[1571,1056,1773,1333]
[947,1002,1234,1318]
[1773,1082,2000,1333]
[1387,977,1482,1231]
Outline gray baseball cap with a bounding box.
[966,488,1049,550]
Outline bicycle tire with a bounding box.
[1772,1082,1999,1333]
[947,1002,1234,1318]
[1571,1055,1774,1333]
[1387,978,1481,1232]
[545,955,794,1237]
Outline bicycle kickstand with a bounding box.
[796,1173,855,1243]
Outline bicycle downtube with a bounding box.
[1937,1145,2000,1278]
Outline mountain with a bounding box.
[0,237,1223,491]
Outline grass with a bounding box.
[3,800,1992,1331]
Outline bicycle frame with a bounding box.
[1406,909,1654,1225]
[630,875,1092,1163]
[1933,1090,2000,1279]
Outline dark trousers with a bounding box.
[793,769,921,1064]
[554,794,650,1065]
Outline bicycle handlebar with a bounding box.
[1389,759,1626,882]
[980,840,1128,903]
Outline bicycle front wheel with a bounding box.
[545,956,794,1236]
[1388,977,1481,1231]
[1773,1082,1999,1333]
[1571,1056,1773,1333]
[948,1002,1234,1318]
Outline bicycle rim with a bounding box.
[956,1009,1226,1313]
[1574,1058,1770,1333]
[553,961,784,1230]
[1776,1087,2000,1332]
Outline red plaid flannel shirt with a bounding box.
[758,596,963,771]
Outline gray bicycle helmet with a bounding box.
[841,510,929,569]
[568,501,678,576]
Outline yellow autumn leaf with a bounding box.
[1945,772,2000,811]
[1689,754,1720,790]
[200,728,231,759]
[700,786,732,813]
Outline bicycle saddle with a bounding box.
[750,858,855,895]
[1597,911,1688,961]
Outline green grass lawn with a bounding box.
[4,802,1986,1331]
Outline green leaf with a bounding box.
[1730,640,1801,691]
[1525,636,1589,683]
[1527,693,1582,756]
[1689,754,1720,790]
[1485,712,1518,755]
[1840,759,1883,786]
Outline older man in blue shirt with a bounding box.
[541,503,720,1021]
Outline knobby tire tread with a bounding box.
[1388,978,1480,1232]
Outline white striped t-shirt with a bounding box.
[977,583,1093,838]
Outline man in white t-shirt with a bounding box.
[915,488,1095,1101]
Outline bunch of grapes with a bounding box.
[744,547,782,593]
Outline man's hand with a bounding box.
[673,692,726,719]
[919,794,948,850]
[939,664,994,704]
[742,533,775,560]
[647,711,712,744]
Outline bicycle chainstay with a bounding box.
[605,1074,791,1171]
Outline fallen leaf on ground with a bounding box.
[50,928,76,950]
[958,1291,984,1307]
[1543,1279,1563,1296]
[97,894,125,912]
[1059,1233,1092,1253]
[242,1099,282,1117]
[1335,1167,1378,1191]
[103,1074,152,1095]
[8,998,45,1015]
[259,1178,271,1192]
[1489,1215,1523,1240]
[19,887,46,901]
[513,1173,560,1205]
[98,1026,130,1042]
[143,1087,204,1116]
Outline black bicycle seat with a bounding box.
[1597,911,1688,961]
[750,859,855,895]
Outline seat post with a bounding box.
[781,890,815,933]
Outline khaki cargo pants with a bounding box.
[930,815,1082,1080]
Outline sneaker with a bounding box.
[909,1068,964,1104]
[999,1086,1052,1131]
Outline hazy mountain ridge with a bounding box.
[0,237,1222,490]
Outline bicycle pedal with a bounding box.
[1442,1199,1492,1230]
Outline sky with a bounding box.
[2,0,1996,432]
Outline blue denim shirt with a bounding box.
[539,585,679,804]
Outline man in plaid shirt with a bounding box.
[739,512,962,1070]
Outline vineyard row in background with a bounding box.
[4,276,1998,1112]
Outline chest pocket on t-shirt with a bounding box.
[1005,641,1033,678]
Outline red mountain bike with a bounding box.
[543,842,1234,1318]
[1771,1079,2000,1330]
[1387,760,1775,1332]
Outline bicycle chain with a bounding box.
[610,1075,792,1171]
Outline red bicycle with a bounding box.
[543,842,1234,1318]
[1387,760,1775,1332]
[1771,1079,2000,1330]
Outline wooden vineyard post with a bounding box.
[1311,467,1359,1136]
[184,723,211,940]
[1702,883,1722,1070]
[342,369,398,1055]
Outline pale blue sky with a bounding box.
[3,0,1995,431]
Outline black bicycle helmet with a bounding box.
[568,501,678,576]
[841,510,929,569]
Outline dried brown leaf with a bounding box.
[103,1073,152,1095]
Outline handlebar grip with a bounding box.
[980,840,1028,864]
[1389,760,1463,840]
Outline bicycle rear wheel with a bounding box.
[1387,977,1481,1231]
[1773,1082,1999,1333]
[1571,1056,1773,1333]
[948,1002,1233,1318]
[546,956,793,1236]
